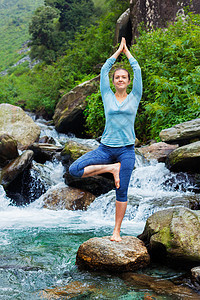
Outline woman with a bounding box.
[69,38,142,242]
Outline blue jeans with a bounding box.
[69,143,135,202]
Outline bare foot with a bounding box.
[112,162,121,189]
[110,231,122,242]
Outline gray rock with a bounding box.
[166,141,200,172]
[76,236,150,272]
[138,142,178,162]
[0,150,34,187]
[0,103,41,149]
[139,207,200,263]
[42,186,95,211]
[61,140,94,163]
[53,76,100,136]
[29,143,62,163]
[0,134,19,167]
[130,0,200,41]
[159,118,200,144]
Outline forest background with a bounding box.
[0,0,199,142]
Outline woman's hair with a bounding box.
[112,68,130,81]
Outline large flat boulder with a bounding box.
[166,141,200,172]
[159,118,200,145]
[53,76,100,136]
[76,236,150,272]
[139,207,200,263]
[0,103,41,149]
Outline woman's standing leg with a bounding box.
[110,146,135,242]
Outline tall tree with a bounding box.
[29,6,63,62]
[44,0,96,39]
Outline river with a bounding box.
[0,117,197,299]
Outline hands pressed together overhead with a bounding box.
[112,37,132,60]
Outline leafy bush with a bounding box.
[85,13,200,141]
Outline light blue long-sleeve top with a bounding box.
[100,56,142,147]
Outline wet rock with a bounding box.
[121,273,199,299]
[53,75,100,136]
[0,103,41,149]
[65,171,114,197]
[191,267,200,284]
[41,281,96,299]
[38,135,56,144]
[0,134,18,167]
[6,167,47,206]
[28,143,63,163]
[166,141,200,173]
[76,236,150,272]
[42,186,95,210]
[0,150,34,188]
[139,207,200,263]
[61,140,95,163]
[159,118,200,145]
[138,142,178,162]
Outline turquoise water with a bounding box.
[0,120,197,299]
[0,224,179,299]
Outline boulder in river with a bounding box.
[166,141,200,173]
[53,75,100,136]
[0,134,18,167]
[0,103,41,149]
[0,150,34,188]
[61,140,96,163]
[76,236,150,272]
[138,207,200,263]
[137,142,178,162]
[159,118,200,145]
[42,186,95,210]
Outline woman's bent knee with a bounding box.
[69,163,84,178]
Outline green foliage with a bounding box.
[84,90,105,137]
[132,13,200,140]
[85,13,200,141]
[29,0,98,62]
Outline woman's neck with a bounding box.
[115,90,127,98]
[115,90,128,104]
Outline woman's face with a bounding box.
[112,70,130,91]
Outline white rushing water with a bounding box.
[0,118,196,235]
